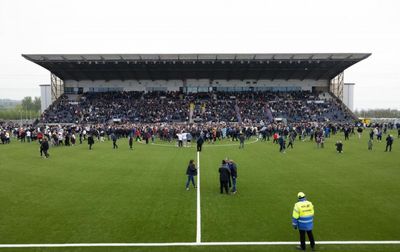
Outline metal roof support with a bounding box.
[50,73,64,102]
[330,72,344,101]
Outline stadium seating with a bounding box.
[40,91,354,124]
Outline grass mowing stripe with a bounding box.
[1,241,400,248]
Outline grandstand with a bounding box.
[22,53,370,124]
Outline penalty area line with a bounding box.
[1,241,400,248]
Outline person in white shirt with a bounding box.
[182,132,187,147]
[26,130,31,143]
[177,133,183,147]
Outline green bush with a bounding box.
[0,108,39,120]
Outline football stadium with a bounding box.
[1,53,399,252]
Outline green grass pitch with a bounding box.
[0,131,399,252]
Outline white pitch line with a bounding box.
[196,151,201,244]
[1,241,400,248]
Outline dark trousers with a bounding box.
[299,230,315,250]
[287,142,293,149]
[220,180,229,194]
[113,140,118,149]
[385,143,392,152]
[186,175,195,188]
[197,144,202,152]
[41,148,49,158]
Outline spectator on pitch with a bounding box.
[278,135,286,153]
[369,129,374,141]
[37,131,43,144]
[320,135,325,149]
[71,133,76,145]
[315,135,321,149]
[292,192,315,251]
[111,132,118,149]
[344,127,350,140]
[219,160,231,194]
[239,133,245,149]
[385,134,394,152]
[177,133,183,147]
[40,137,50,158]
[287,131,295,149]
[373,127,379,138]
[368,138,373,150]
[197,135,204,152]
[182,131,187,147]
[273,132,279,144]
[185,159,197,191]
[88,134,94,150]
[186,132,192,147]
[5,131,10,144]
[129,134,134,150]
[228,160,238,194]
[377,130,383,142]
[26,130,31,143]
[65,133,70,146]
[357,127,363,139]
[335,140,343,153]
[79,131,83,144]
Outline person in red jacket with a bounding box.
[37,131,43,144]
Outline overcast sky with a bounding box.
[1,0,399,110]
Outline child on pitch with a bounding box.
[368,138,373,150]
[335,140,343,153]
[185,159,197,190]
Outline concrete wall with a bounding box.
[40,84,51,112]
[343,83,355,111]
[64,79,328,93]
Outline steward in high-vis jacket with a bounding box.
[292,192,315,251]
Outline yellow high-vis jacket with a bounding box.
[292,199,314,231]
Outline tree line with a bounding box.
[0,96,41,120]
[354,109,400,118]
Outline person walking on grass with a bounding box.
[228,160,238,194]
[287,132,295,149]
[111,132,118,149]
[197,135,204,152]
[239,133,245,149]
[40,137,50,158]
[335,140,343,153]
[385,134,394,152]
[185,159,197,190]
[129,134,133,150]
[292,192,315,251]
[368,138,373,150]
[278,135,286,153]
[88,134,94,150]
[219,160,231,194]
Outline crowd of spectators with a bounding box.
[40,90,354,124]
[2,120,398,150]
